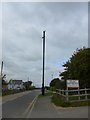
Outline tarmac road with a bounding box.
[29,96,89,118]
[2,90,40,118]
[2,91,89,118]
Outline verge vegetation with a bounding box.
[51,94,90,107]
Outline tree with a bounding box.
[60,47,90,88]
[50,78,65,90]
[2,80,8,85]
[23,81,32,90]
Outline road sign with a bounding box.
[67,80,79,88]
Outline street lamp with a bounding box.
[42,31,46,96]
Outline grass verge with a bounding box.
[2,89,26,96]
[39,90,53,98]
[51,94,90,107]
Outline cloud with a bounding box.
[2,2,88,87]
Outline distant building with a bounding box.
[8,80,24,90]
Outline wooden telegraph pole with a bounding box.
[1,61,3,78]
[1,61,6,80]
[0,61,3,92]
[42,31,46,96]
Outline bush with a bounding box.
[50,87,56,91]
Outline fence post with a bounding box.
[78,87,80,100]
[57,89,59,95]
[66,87,69,101]
[85,88,87,100]
[62,90,64,96]
[60,89,62,95]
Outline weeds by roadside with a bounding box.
[38,90,53,98]
[51,94,90,107]
[2,89,28,96]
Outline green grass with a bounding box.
[51,94,90,107]
[39,90,53,98]
[67,95,90,101]
[69,96,87,101]
[2,89,26,96]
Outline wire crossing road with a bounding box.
[2,90,40,118]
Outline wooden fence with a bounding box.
[56,88,90,102]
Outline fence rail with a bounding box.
[56,88,90,102]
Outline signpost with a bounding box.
[66,80,79,101]
[67,80,79,88]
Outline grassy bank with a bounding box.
[2,89,27,96]
[39,90,53,98]
[51,94,90,107]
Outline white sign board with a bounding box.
[67,80,79,88]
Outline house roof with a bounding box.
[9,80,23,85]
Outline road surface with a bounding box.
[2,90,40,118]
[2,91,89,118]
[29,96,88,118]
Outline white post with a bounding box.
[60,89,62,95]
[78,87,80,100]
[62,90,64,96]
[66,87,69,101]
[61,89,62,95]
[85,88,87,100]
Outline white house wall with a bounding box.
[8,83,24,90]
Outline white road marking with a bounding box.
[23,93,39,118]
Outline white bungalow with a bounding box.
[8,80,24,90]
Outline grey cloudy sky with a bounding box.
[1,2,88,87]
